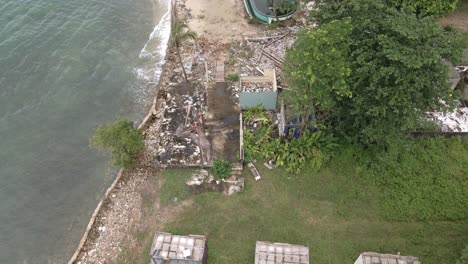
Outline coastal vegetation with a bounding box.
[90,118,144,169]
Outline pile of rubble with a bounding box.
[76,170,147,264]
[242,82,274,93]
[241,28,299,79]
[186,169,244,195]
[426,106,468,132]
[227,80,242,100]
[143,39,212,167]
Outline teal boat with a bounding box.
[243,0,297,24]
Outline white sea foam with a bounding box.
[134,1,171,84]
[139,2,171,60]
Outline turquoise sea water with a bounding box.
[0,0,170,262]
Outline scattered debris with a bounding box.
[263,162,274,170]
[242,82,274,92]
[248,162,261,181]
[186,169,244,195]
[426,106,468,132]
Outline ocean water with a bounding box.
[0,0,171,263]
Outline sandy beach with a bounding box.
[185,0,259,41]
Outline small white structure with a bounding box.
[354,252,421,264]
[150,232,207,264]
[255,241,309,264]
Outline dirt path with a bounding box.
[439,2,468,31]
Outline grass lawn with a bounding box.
[160,158,468,264]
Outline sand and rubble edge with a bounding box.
[66,3,177,263]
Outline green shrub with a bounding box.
[243,126,273,162]
[211,160,232,180]
[385,0,460,17]
[243,104,269,124]
[266,131,337,173]
[90,118,144,169]
[244,127,336,173]
[226,73,240,81]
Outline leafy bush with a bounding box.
[266,131,336,173]
[243,104,270,125]
[244,128,336,173]
[90,118,144,169]
[385,0,460,17]
[211,160,232,180]
[226,73,240,81]
[458,245,468,264]
[243,126,274,162]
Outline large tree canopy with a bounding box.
[311,0,460,18]
[287,0,463,145]
[386,0,460,17]
[284,19,352,129]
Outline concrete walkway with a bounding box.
[206,82,240,165]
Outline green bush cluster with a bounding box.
[211,160,232,180]
[226,73,240,81]
[90,118,144,169]
[385,0,460,17]
[244,128,336,173]
[243,104,269,124]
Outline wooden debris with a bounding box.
[248,162,261,181]
[263,162,273,170]
[245,33,289,42]
[215,60,225,82]
[255,67,264,75]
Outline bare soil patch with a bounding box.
[439,2,468,31]
[184,0,260,41]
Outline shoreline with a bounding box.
[68,0,277,261]
[67,1,176,262]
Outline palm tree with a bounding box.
[171,18,197,82]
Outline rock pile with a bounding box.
[242,82,274,93]
[143,40,213,167]
[242,28,299,79]
[76,170,147,264]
